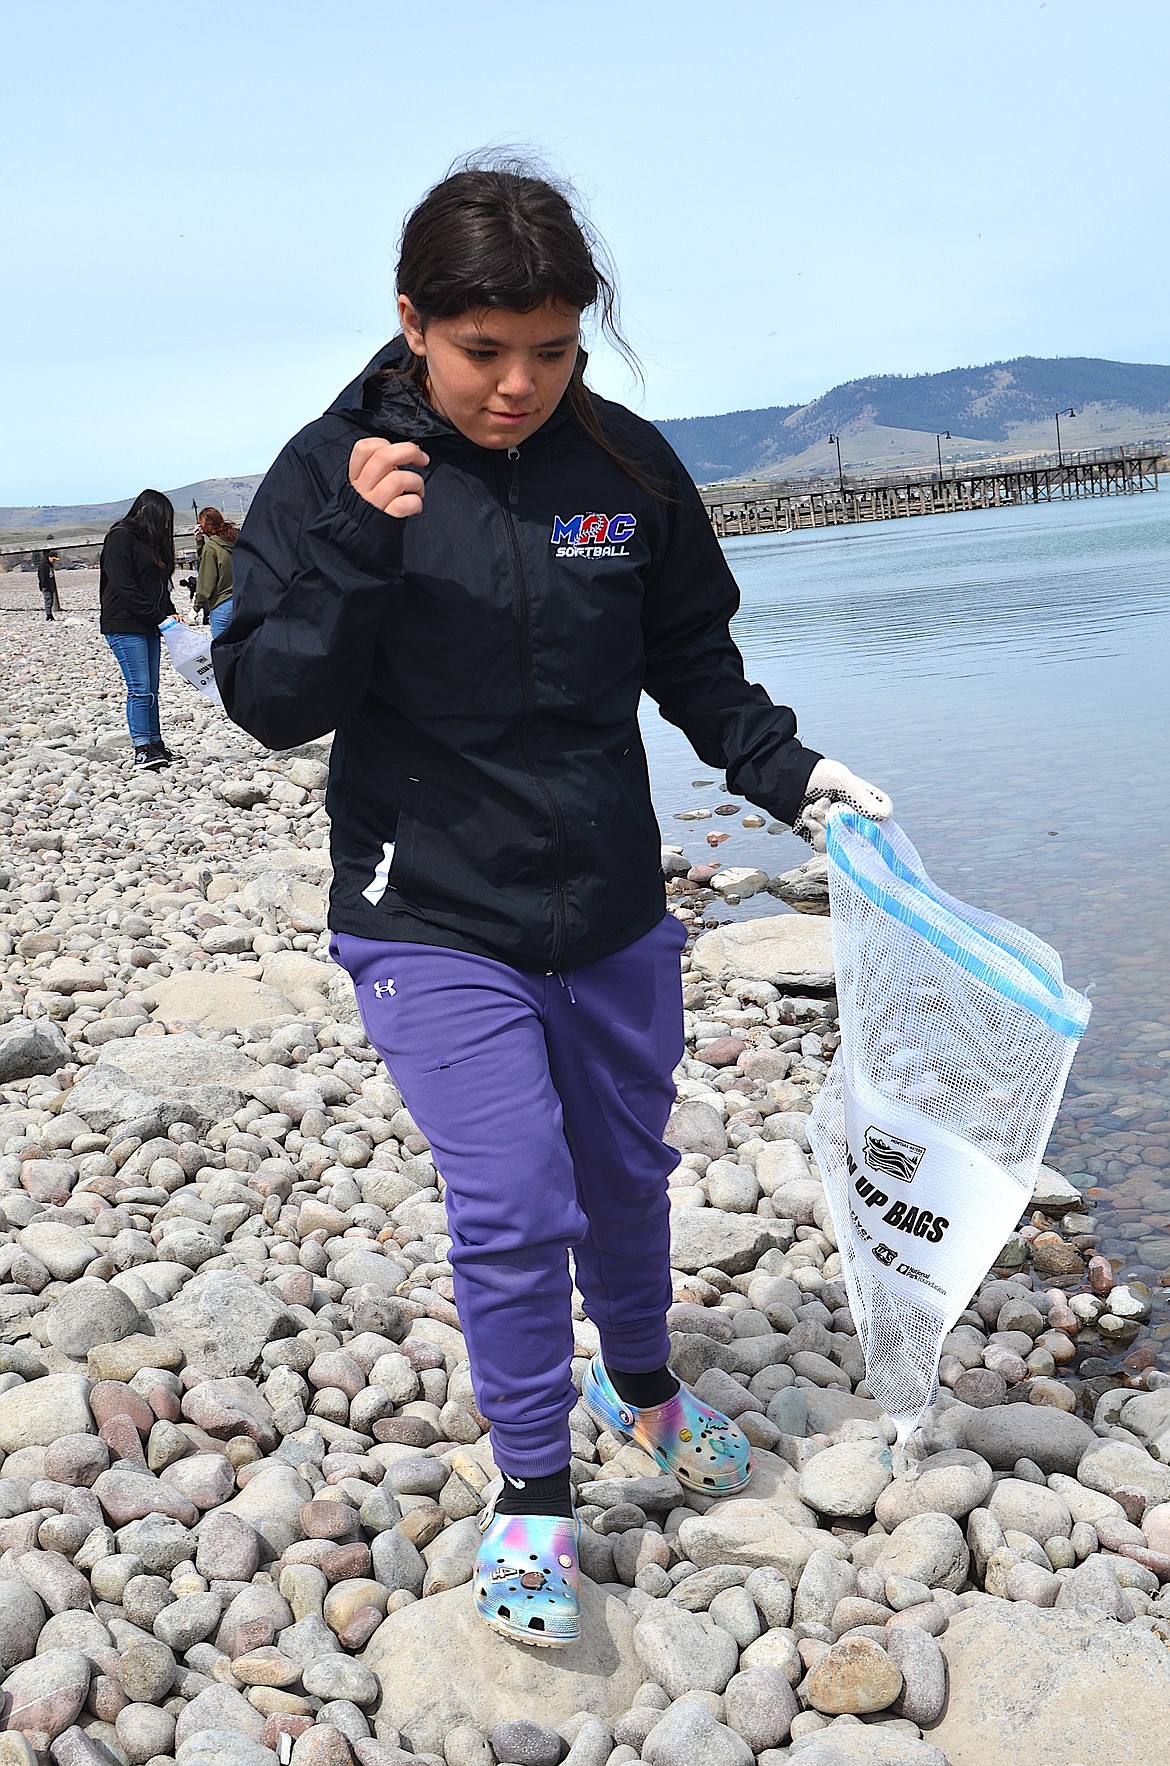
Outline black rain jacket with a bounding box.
[214,340,821,972]
[99,526,176,634]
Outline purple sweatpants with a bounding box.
[332,914,687,1477]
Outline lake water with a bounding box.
[641,488,1170,1311]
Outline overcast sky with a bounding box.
[3,0,1168,504]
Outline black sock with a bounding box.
[495,1465,574,1519]
[607,1365,680,1408]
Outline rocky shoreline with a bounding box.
[0,599,1168,1765]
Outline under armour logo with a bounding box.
[372,979,396,999]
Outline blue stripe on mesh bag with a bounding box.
[826,812,1090,1041]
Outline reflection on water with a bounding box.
[641,490,1170,1322]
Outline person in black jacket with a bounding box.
[215,161,891,1648]
[36,550,60,621]
[100,489,178,770]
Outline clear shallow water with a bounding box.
[641,489,1170,1312]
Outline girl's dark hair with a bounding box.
[394,158,662,491]
[114,489,175,577]
[198,506,239,544]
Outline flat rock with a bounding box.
[175,1687,267,1749]
[360,1582,641,1756]
[691,916,836,989]
[1030,1167,1082,1211]
[3,1648,91,1744]
[141,975,295,1030]
[65,1065,202,1136]
[949,1403,1094,1475]
[632,1604,739,1699]
[149,1272,297,1377]
[1077,1438,1170,1503]
[677,1499,845,1580]
[0,1375,93,1451]
[0,1019,73,1083]
[259,952,333,1012]
[176,1733,277,1766]
[19,1223,98,1282]
[669,1210,776,1276]
[932,1601,1170,1764]
[792,1734,950,1766]
[97,1032,256,1089]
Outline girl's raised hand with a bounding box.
[348,438,430,518]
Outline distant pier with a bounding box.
[700,447,1162,539]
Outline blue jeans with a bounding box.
[105,632,161,748]
[209,598,234,639]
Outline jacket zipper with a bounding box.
[499,445,568,969]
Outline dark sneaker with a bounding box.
[149,742,174,767]
[134,746,165,771]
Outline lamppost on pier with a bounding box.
[1054,409,1076,467]
[828,434,845,494]
[936,431,951,481]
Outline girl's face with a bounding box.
[398,296,581,450]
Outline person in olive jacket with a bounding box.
[99,489,178,769]
[191,506,237,636]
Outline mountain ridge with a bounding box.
[653,355,1170,481]
[4,355,1169,532]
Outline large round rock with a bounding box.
[798,1440,893,1517]
[874,1512,969,1591]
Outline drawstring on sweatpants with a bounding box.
[556,972,577,1005]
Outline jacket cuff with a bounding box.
[788,745,824,819]
[332,478,411,563]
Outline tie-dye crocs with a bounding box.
[474,1484,581,1648]
[581,1355,753,1494]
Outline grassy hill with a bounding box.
[0,475,264,547]
[654,356,1170,482]
[5,357,1170,545]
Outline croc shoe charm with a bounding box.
[582,1355,753,1494]
[474,1484,580,1647]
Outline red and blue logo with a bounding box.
[551,512,637,557]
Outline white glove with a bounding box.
[794,759,892,852]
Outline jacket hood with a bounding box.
[204,533,235,554]
[326,335,439,436]
[325,333,578,447]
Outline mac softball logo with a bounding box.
[551,512,637,557]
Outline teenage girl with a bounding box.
[192,505,238,637]
[100,489,178,770]
[216,161,890,1648]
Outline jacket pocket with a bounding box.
[382,772,536,934]
[359,778,421,908]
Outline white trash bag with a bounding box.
[159,616,223,707]
[807,809,1091,1440]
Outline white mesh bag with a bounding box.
[807,809,1091,1438]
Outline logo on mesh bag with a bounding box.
[863,1126,925,1184]
[872,1242,898,1266]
